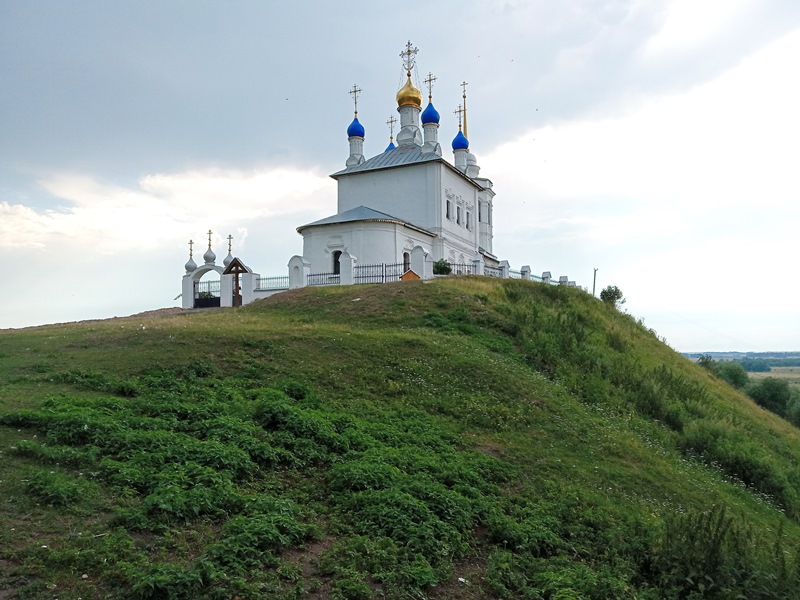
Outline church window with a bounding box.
[446,200,452,220]
[403,252,410,272]
[478,205,482,223]
[332,250,342,275]
[466,211,471,230]
[457,206,462,225]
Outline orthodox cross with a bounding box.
[348,84,362,116]
[460,81,469,138]
[400,40,418,74]
[454,104,464,130]
[188,239,194,259]
[227,234,233,253]
[386,115,397,142]
[423,72,437,101]
[207,229,213,249]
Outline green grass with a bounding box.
[2,277,800,598]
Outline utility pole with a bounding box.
[592,268,598,297]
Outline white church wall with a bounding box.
[302,221,434,273]
[336,163,433,229]
[438,168,480,261]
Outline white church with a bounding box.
[182,43,571,309]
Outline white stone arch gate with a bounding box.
[182,264,224,309]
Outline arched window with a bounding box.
[332,250,342,275]
[403,252,410,272]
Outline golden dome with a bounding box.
[396,74,423,108]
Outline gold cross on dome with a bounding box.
[454,104,464,129]
[207,229,213,249]
[400,40,418,74]
[188,239,194,259]
[227,234,233,253]
[423,72,437,100]
[348,84,362,115]
[386,115,397,140]
[460,81,469,137]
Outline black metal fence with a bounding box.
[195,279,220,297]
[194,279,221,308]
[307,272,340,286]
[449,262,477,275]
[354,262,405,284]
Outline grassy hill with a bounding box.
[2,277,800,599]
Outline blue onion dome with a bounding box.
[385,141,396,152]
[452,130,469,150]
[421,101,440,125]
[347,116,365,138]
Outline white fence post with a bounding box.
[411,246,432,279]
[520,265,531,280]
[288,255,310,289]
[340,251,356,285]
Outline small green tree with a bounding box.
[746,377,791,417]
[785,392,800,427]
[432,259,452,275]
[697,354,716,371]
[599,285,625,309]
[716,361,750,389]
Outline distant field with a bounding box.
[750,366,800,389]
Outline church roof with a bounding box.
[330,144,442,177]
[330,143,487,190]
[297,205,434,236]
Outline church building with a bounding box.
[180,43,567,310]
[296,41,498,277]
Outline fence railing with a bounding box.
[354,262,406,284]
[449,262,477,275]
[484,265,503,278]
[255,275,289,290]
[508,269,522,279]
[195,279,220,297]
[307,272,341,286]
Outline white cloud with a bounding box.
[485,26,800,349]
[644,0,755,57]
[2,166,332,253]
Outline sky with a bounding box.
[1,0,799,351]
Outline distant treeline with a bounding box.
[735,358,800,372]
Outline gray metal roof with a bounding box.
[330,144,443,177]
[297,205,434,236]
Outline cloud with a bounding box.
[2,166,332,253]
[644,0,756,57]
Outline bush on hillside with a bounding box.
[599,285,625,309]
[746,377,792,417]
